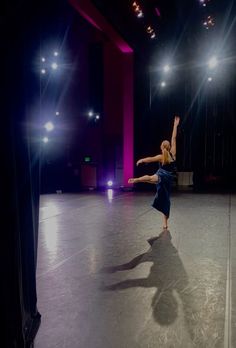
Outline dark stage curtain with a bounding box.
[1,1,43,347]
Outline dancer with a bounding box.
[128,116,180,229]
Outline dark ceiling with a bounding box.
[91,0,236,60]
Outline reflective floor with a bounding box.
[35,191,236,348]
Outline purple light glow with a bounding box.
[107,180,113,187]
[155,7,161,17]
[70,0,133,54]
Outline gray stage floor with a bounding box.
[35,191,236,348]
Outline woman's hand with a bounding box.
[174,116,180,126]
[136,159,143,166]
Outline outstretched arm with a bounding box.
[136,154,162,166]
[170,116,180,158]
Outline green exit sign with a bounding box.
[84,156,91,163]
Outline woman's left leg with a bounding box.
[128,174,158,184]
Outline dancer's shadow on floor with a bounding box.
[101,230,196,338]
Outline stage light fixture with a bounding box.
[95,114,100,120]
[208,56,218,69]
[55,111,60,116]
[41,57,46,62]
[146,25,156,39]
[107,180,113,187]
[164,64,170,73]
[44,122,54,132]
[51,62,58,70]
[43,137,49,143]
[203,15,215,29]
[54,51,59,56]
[161,81,166,87]
[88,111,94,117]
[208,77,213,82]
[199,0,210,6]
[132,1,143,18]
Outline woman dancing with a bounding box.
[128,116,180,229]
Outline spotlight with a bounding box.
[55,111,60,116]
[146,25,156,39]
[163,64,170,73]
[51,62,58,70]
[54,51,59,56]
[161,81,166,87]
[107,180,113,187]
[44,122,54,132]
[88,111,94,117]
[43,137,49,143]
[203,15,215,29]
[200,0,210,6]
[208,77,213,82]
[208,56,218,69]
[41,57,46,62]
[207,16,215,26]
[41,69,46,74]
[95,114,100,120]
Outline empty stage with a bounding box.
[35,191,236,348]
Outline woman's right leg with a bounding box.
[163,214,168,229]
[128,174,158,184]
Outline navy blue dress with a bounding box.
[152,155,176,218]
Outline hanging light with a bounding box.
[208,56,218,69]
[44,122,54,132]
[43,137,49,143]
[203,15,215,29]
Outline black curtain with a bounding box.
[1,1,45,347]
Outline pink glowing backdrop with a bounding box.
[70,0,134,186]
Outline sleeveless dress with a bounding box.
[152,154,176,218]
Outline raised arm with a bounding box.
[170,116,180,158]
[136,155,162,166]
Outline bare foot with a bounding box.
[128,178,136,184]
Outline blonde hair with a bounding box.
[161,140,172,165]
